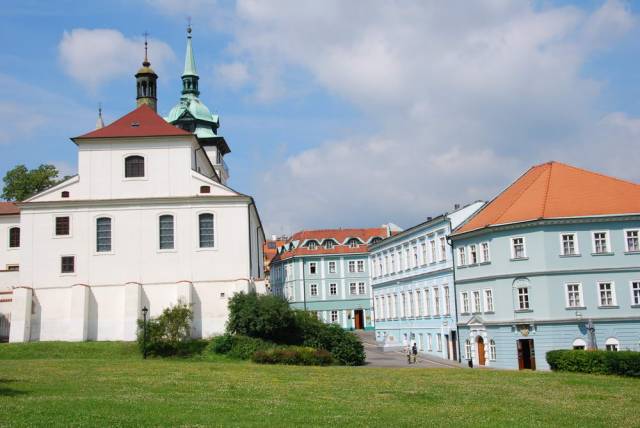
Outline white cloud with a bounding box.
[214,62,250,89]
[58,28,175,91]
[148,0,639,234]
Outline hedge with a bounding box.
[137,303,206,357]
[252,346,333,366]
[547,349,640,377]
[208,334,277,360]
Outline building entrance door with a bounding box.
[444,334,450,360]
[476,336,486,366]
[517,339,536,370]
[354,309,364,330]
[451,331,458,361]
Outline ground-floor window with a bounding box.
[464,339,471,360]
[427,334,433,351]
[605,337,619,352]
[436,333,442,352]
[489,339,496,361]
[418,333,424,351]
[330,310,338,323]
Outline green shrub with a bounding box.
[547,349,640,377]
[226,292,301,344]
[136,303,202,357]
[208,334,276,360]
[297,311,366,366]
[252,346,333,366]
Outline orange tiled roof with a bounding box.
[273,227,388,262]
[0,202,19,215]
[455,161,640,234]
[74,105,190,140]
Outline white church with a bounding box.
[0,27,265,343]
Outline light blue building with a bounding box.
[270,227,393,330]
[451,162,640,370]
[370,202,484,361]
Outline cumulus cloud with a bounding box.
[214,62,250,89]
[149,0,639,234]
[58,28,175,91]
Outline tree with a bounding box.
[1,164,65,201]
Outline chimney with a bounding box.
[454,204,460,210]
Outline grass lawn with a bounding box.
[1,342,639,427]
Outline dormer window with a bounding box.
[125,155,145,178]
[324,240,334,250]
[307,240,318,250]
[371,237,382,244]
[348,239,360,248]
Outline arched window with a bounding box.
[324,240,334,249]
[159,215,174,250]
[348,238,360,248]
[371,237,382,244]
[199,213,214,248]
[489,339,497,360]
[125,155,145,178]
[307,240,318,250]
[572,338,587,350]
[605,337,619,352]
[465,339,472,360]
[8,227,20,248]
[96,217,111,252]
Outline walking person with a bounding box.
[411,342,418,364]
[406,345,412,364]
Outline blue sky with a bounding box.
[1,1,639,235]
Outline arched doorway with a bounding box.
[476,336,486,366]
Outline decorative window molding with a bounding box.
[631,281,640,306]
[625,229,640,253]
[592,231,611,254]
[510,237,526,259]
[483,289,494,312]
[560,233,579,256]
[461,291,470,314]
[605,337,619,352]
[565,283,583,308]
[310,284,318,296]
[489,340,496,361]
[598,282,617,307]
[572,338,586,350]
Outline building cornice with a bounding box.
[455,265,640,284]
[371,266,453,288]
[451,214,640,240]
[18,195,252,211]
[462,315,640,326]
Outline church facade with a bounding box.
[3,28,265,342]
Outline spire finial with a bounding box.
[96,102,104,129]
[187,17,192,37]
[142,31,150,66]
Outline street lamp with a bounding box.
[142,306,149,359]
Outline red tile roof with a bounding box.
[0,202,19,215]
[74,105,191,140]
[455,161,640,234]
[272,227,388,262]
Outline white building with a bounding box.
[2,28,265,343]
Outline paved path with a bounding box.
[355,331,464,369]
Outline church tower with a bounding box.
[166,24,231,184]
[135,35,158,112]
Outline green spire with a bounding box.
[181,24,200,96]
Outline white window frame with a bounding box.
[433,287,440,316]
[439,237,447,262]
[423,288,430,316]
[624,229,640,253]
[559,233,579,256]
[481,242,490,263]
[461,291,470,313]
[357,260,365,273]
[430,240,437,263]
[443,285,450,315]
[464,339,471,359]
[350,282,357,295]
[592,231,611,254]
[631,281,640,306]
[330,310,338,323]
[53,214,73,238]
[329,283,337,296]
[510,237,527,259]
[421,243,427,265]
[457,247,466,266]
[472,290,481,313]
[328,261,336,273]
[469,244,478,265]
[309,262,317,274]
[310,283,318,296]
[597,281,617,307]
[348,260,356,273]
[489,340,496,361]
[427,333,433,351]
[517,287,530,310]
[94,215,114,255]
[358,282,366,295]
[157,213,176,252]
[565,283,583,308]
[483,289,494,312]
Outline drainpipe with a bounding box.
[446,224,462,364]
